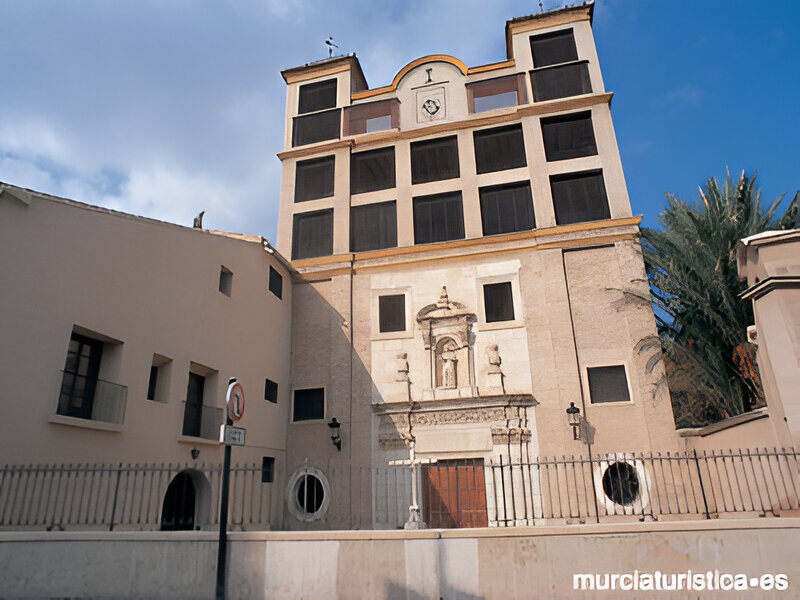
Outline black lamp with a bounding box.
[328,417,342,451]
[566,402,581,440]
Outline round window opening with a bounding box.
[602,461,640,506]
[296,474,325,514]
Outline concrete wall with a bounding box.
[2,520,799,598]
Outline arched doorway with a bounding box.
[161,471,196,531]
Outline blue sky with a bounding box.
[1,0,797,240]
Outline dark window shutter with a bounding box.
[379,294,406,332]
[298,79,337,114]
[550,170,610,225]
[264,379,278,403]
[295,156,335,202]
[292,109,341,147]
[541,111,597,161]
[473,125,527,174]
[268,266,283,299]
[413,192,465,245]
[588,366,631,403]
[293,388,325,421]
[292,209,334,259]
[529,29,579,68]
[531,62,592,102]
[350,147,396,194]
[483,282,515,322]
[411,136,460,184]
[350,201,397,252]
[479,182,536,236]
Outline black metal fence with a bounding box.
[0,462,281,531]
[486,448,800,526]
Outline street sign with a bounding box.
[226,381,245,421]
[219,424,246,446]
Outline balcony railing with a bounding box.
[56,371,127,425]
[181,403,224,441]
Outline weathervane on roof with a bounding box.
[539,1,544,13]
[325,37,338,58]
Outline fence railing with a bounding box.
[0,462,281,532]
[57,371,128,425]
[484,448,800,526]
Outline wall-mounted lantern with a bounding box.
[566,402,581,440]
[328,418,342,451]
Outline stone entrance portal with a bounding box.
[421,458,488,528]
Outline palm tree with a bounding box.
[642,169,797,426]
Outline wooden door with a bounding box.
[422,458,488,528]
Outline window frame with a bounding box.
[530,61,592,103]
[268,266,283,300]
[475,265,525,331]
[349,200,398,253]
[478,180,536,236]
[378,293,406,333]
[549,169,611,226]
[297,78,337,115]
[540,110,598,162]
[291,386,326,423]
[585,364,634,405]
[291,108,342,147]
[410,135,460,185]
[350,146,396,195]
[291,208,334,260]
[473,124,527,174]
[264,378,279,404]
[294,155,335,203]
[529,28,579,69]
[412,191,466,245]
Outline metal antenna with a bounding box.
[325,36,338,58]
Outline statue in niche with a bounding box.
[436,338,459,389]
[486,344,502,374]
[395,352,409,382]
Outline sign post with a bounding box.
[215,379,245,600]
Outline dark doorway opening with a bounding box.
[161,471,196,531]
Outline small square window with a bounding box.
[264,378,278,403]
[292,209,334,260]
[350,200,397,252]
[541,111,597,162]
[219,266,233,296]
[479,181,535,236]
[412,191,465,245]
[550,170,610,225]
[483,282,515,323]
[295,155,334,202]
[379,294,406,333]
[293,388,325,421]
[298,79,337,114]
[529,29,579,68]
[411,136,459,184]
[262,457,275,483]
[588,366,631,403]
[351,147,395,194]
[269,266,283,299]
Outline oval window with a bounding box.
[602,461,640,505]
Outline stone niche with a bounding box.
[417,286,476,400]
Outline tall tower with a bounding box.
[276,2,679,529]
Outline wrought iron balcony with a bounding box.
[181,403,224,441]
[56,371,127,425]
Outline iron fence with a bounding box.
[484,448,800,526]
[0,462,281,531]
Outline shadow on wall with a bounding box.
[284,277,407,531]
[386,581,485,600]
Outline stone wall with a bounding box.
[2,520,798,598]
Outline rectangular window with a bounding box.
[261,457,275,483]
[292,209,333,260]
[550,170,611,225]
[264,378,278,403]
[295,155,334,202]
[379,294,406,333]
[292,109,341,147]
[350,147,395,194]
[58,332,104,420]
[467,74,527,114]
[411,136,460,184]
[269,266,283,299]
[146,354,171,403]
[219,266,232,296]
[293,388,325,421]
[483,282,515,323]
[479,181,536,236]
[344,99,398,136]
[413,192,465,245]
[541,111,597,161]
[588,365,631,403]
[147,365,159,401]
[298,79,337,114]
[350,200,397,252]
[473,124,527,174]
[531,62,592,102]
[530,29,579,68]
[182,372,206,437]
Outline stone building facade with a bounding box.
[276,3,681,530]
